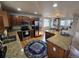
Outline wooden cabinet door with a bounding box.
[47,41,54,57]
[57,47,65,58]
[0,16,4,33]
[47,41,59,58]
[47,41,65,58]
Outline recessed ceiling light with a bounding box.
[53,3,58,7]
[34,12,38,14]
[17,8,22,11]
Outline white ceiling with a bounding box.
[1,1,79,18]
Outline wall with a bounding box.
[0,3,1,9]
[0,3,2,10]
[69,15,79,57]
[0,11,9,27]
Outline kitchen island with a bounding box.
[45,30,72,58]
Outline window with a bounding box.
[60,20,65,26]
[60,20,73,27]
[43,19,50,27]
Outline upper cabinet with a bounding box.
[0,16,4,33]
[8,15,37,26]
[0,11,9,33]
[0,11,9,27]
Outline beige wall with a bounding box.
[0,11,9,27]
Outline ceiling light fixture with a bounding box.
[34,12,38,14]
[53,3,58,8]
[17,8,22,11]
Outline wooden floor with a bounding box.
[8,30,78,58]
[21,36,42,47]
[20,31,46,48]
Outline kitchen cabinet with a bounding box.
[47,41,69,58]
[0,16,4,33]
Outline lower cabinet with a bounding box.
[47,41,70,58]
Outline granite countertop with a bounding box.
[45,30,72,51]
[4,32,26,58]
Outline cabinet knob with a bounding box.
[53,47,56,52]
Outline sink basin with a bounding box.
[45,32,55,39]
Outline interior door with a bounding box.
[0,16,4,33]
